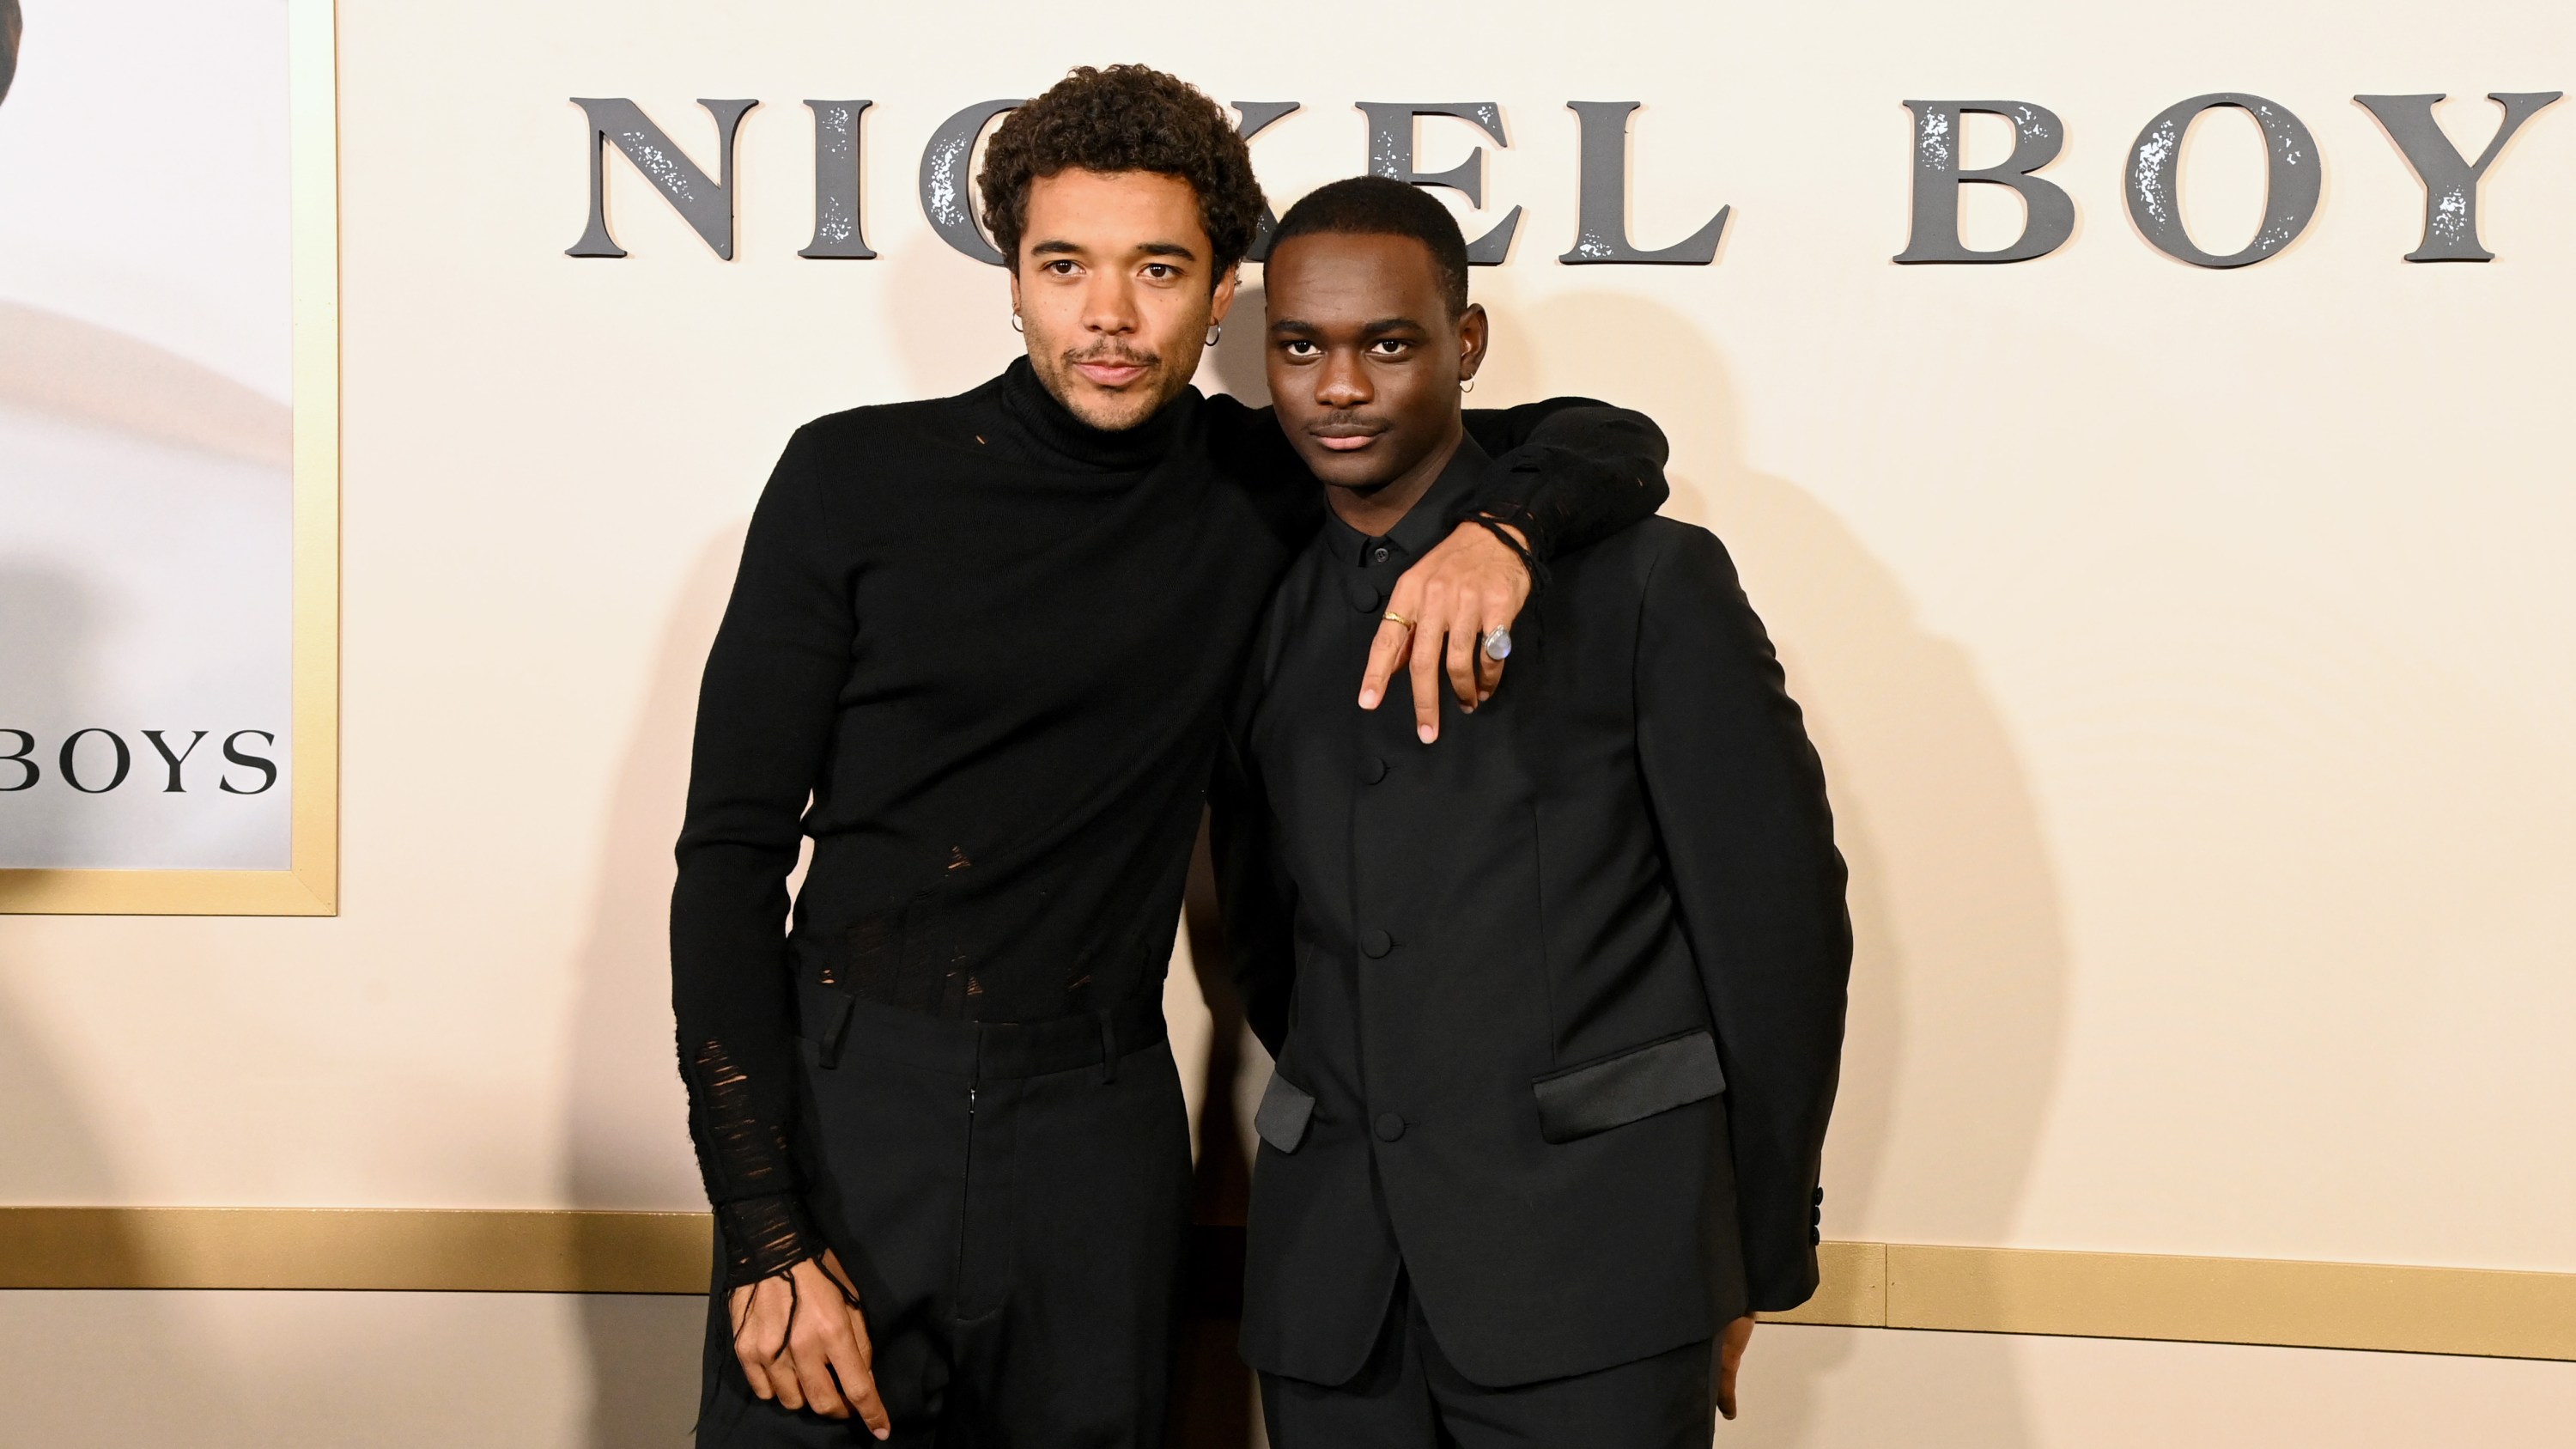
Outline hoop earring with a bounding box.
[1205,322,1224,346]
[1459,376,1476,393]
[1011,314,1024,333]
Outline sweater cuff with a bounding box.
[715,1192,821,1291]
[1440,458,1559,560]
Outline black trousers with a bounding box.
[1261,1275,1715,1449]
[696,994,1193,1449]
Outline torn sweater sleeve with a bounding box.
[670,425,854,1290]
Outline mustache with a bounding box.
[1304,411,1390,438]
[1064,342,1160,368]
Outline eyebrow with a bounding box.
[1267,316,1428,334]
[1027,239,1200,260]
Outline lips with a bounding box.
[1069,353,1155,388]
[1309,422,1387,453]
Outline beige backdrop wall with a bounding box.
[4,0,2575,1443]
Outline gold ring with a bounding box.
[1382,611,1415,630]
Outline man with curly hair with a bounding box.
[673,64,1670,1447]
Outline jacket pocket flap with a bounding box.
[1254,1069,1317,1154]
[1533,1029,1725,1144]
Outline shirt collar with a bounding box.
[1320,432,1493,569]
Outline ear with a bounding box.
[1008,267,1024,321]
[1210,264,1242,326]
[1456,302,1490,382]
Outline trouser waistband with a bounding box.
[809,990,1168,1081]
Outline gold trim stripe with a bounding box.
[1765,1241,2576,1361]
[0,1209,711,1296]
[5,1210,2573,1362]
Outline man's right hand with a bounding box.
[1717,1313,1756,1420]
[727,1250,890,1438]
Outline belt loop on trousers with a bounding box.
[815,995,855,1070]
[1096,1008,1118,1085]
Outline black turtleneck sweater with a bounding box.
[672,358,1669,1287]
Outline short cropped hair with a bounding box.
[1269,175,1471,319]
[977,65,1267,278]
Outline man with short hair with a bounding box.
[673,68,1671,1447]
[1212,175,1850,1447]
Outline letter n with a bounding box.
[568,98,759,259]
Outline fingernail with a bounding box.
[1418,724,1435,743]
[1358,689,1380,709]
[1479,690,1492,703]
[1461,703,1475,714]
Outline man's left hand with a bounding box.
[1717,1314,1756,1420]
[1358,521,1527,742]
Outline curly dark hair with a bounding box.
[977,65,1267,280]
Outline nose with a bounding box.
[1317,349,1371,409]
[1080,270,1138,338]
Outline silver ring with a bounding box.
[1480,626,1512,661]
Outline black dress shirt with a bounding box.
[1212,436,1850,1387]
[671,359,1671,1287]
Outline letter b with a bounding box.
[1894,100,2075,265]
[0,728,36,790]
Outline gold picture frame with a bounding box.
[0,0,338,916]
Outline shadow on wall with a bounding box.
[1475,289,2072,1449]
[559,531,754,1448]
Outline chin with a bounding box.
[1066,391,1160,432]
[1303,449,1401,490]
[1047,365,1176,433]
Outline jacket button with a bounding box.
[1361,928,1393,958]
[1359,757,1388,784]
[1347,581,1382,613]
[1374,1112,1406,1142]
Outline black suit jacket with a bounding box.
[1212,454,1850,1389]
